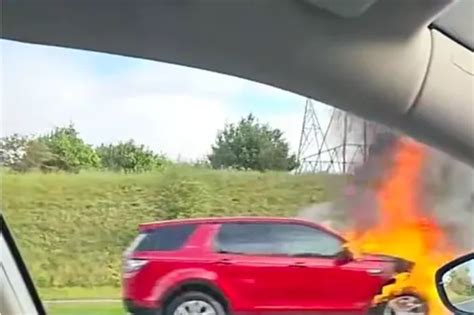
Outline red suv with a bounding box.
[122,217,412,315]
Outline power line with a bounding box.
[296,99,382,174]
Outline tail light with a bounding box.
[123,258,148,274]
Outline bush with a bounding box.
[0,135,55,172]
[0,134,29,167]
[96,140,168,173]
[39,124,100,172]
[209,114,299,171]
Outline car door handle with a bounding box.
[289,262,308,268]
[214,259,233,265]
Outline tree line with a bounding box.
[0,124,168,173]
[0,114,298,173]
[447,265,474,297]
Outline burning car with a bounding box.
[123,216,428,315]
[343,138,457,315]
[358,254,428,315]
[305,136,459,315]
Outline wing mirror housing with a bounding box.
[435,252,474,315]
[335,247,354,265]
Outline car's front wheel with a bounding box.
[165,291,227,315]
[374,294,428,315]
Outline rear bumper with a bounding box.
[123,299,161,315]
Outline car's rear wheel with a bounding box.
[165,291,226,315]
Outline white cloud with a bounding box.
[1,42,99,137]
[87,94,235,160]
[1,40,325,160]
[265,113,303,154]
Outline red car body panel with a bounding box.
[122,217,398,314]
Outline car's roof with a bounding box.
[141,216,304,227]
[139,216,345,240]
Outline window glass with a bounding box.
[133,224,197,252]
[216,223,343,257]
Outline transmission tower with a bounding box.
[297,99,339,173]
[296,99,377,174]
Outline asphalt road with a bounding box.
[454,298,474,313]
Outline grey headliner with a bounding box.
[433,0,474,50]
[1,0,473,164]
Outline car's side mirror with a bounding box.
[335,247,354,265]
[435,253,474,315]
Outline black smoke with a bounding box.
[299,133,473,252]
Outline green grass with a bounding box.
[46,302,124,315]
[41,287,123,315]
[446,288,473,304]
[1,166,345,291]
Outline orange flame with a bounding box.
[347,138,455,315]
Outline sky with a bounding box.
[0,39,334,161]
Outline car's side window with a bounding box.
[215,222,344,258]
[134,224,197,252]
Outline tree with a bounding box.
[0,134,55,172]
[96,140,167,173]
[39,124,100,172]
[208,114,299,171]
[448,266,472,296]
[17,140,56,172]
[0,134,29,167]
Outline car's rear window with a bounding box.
[128,224,197,252]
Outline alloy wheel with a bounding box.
[173,300,217,315]
[383,295,427,315]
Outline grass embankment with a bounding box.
[1,166,345,302]
[446,288,474,304]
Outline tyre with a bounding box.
[371,294,428,315]
[164,291,227,315]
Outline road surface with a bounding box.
[454,298,474,313]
